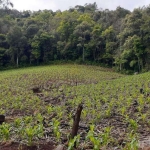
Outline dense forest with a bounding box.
[0,1,150,73]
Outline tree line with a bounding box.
[0,1,150,73]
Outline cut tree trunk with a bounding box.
[71,104,83,139]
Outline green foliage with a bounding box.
[0,3,149,71]
[68,135,80,150]
[24,124,44,146]
[0,123,11,141]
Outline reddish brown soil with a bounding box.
[0,141,56,150]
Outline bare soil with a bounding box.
[0,141,55,150]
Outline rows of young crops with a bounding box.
[0,65,149,149]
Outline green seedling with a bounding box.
[128,119,138,132]
[86,125,101,150]
[24,124,44,146]
[0,123,11,141]
[68,135,80,150]
[51,118,61,142]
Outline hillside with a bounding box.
[0,65,149,149]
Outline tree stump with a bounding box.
[32,87,41,93]
[70,103,83,148]
[0,115,5,124]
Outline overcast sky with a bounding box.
[11,0,150,12]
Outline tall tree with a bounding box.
[74,21,91,62]
[0,34,9,66]
[7,26,23,67]
[102,26,116,66]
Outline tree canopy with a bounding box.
[0,2,149,73]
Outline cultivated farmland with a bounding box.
[0,65,149,150]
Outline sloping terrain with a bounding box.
[0,65,149,150]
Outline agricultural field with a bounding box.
[0,65,149,150]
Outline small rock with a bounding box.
[143,147,150,150]
[134,72,139,75]
[59,88,63,92]
[3,140,13,147]
[54,145,64,150]
[0,141,6,146]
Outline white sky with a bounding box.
[11,0,150,11]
